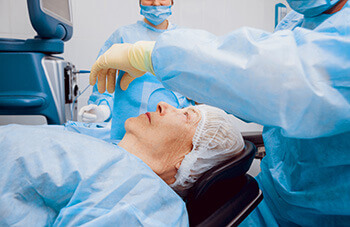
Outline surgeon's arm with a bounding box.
[151,26,350,139]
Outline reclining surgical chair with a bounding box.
[186,140,263,227]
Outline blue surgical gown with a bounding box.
[0,125,188,226]
[89,20,193,140]
[151,3,350,226]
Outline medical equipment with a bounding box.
[275,3,287,27]
[72,84,91,121]
[0,0,78,125]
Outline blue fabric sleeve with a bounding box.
[152,16,350,139]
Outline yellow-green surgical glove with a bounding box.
[89,41,155,93]
[121,41,156,90]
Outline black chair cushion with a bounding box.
[186,140,258,226]
[186,141,256,200]
[190,175,262,227]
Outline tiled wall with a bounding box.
[0,0,288,111]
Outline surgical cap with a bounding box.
[170,104,245,196]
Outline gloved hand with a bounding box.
[78,104,111,123]
[89,41,156,93]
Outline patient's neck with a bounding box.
[119,134,178,185]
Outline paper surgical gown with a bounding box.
[151,3,350,226]
[0,125,188,226]
[89,21,193,140]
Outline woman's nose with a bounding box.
[152,0,161,6]
[157,102,174,115]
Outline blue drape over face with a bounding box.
[89,21,193,141]
[0,125,188,226]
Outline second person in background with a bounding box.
[79,0,193,140]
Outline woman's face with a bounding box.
[125,102,201,163]
[140,0,172,6]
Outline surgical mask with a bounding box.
[287,0,340,17]
[140,5,172,26]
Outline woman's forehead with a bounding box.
[183,106,197,111]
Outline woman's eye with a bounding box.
[184,112,189,118]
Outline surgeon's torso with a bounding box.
[259,3,350,226]
[259,128,350,226]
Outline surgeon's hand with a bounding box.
[89,41,156,93]
[78,104,111,123]
[120,72,136,91]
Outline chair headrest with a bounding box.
[186,140,256,200]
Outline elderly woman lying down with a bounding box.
[0,102,244,226]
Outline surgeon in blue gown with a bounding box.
[79,0,193,141]
[89,0,350,225]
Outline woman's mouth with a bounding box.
[145,112,151,123]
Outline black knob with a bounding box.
[74,85,79,97]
